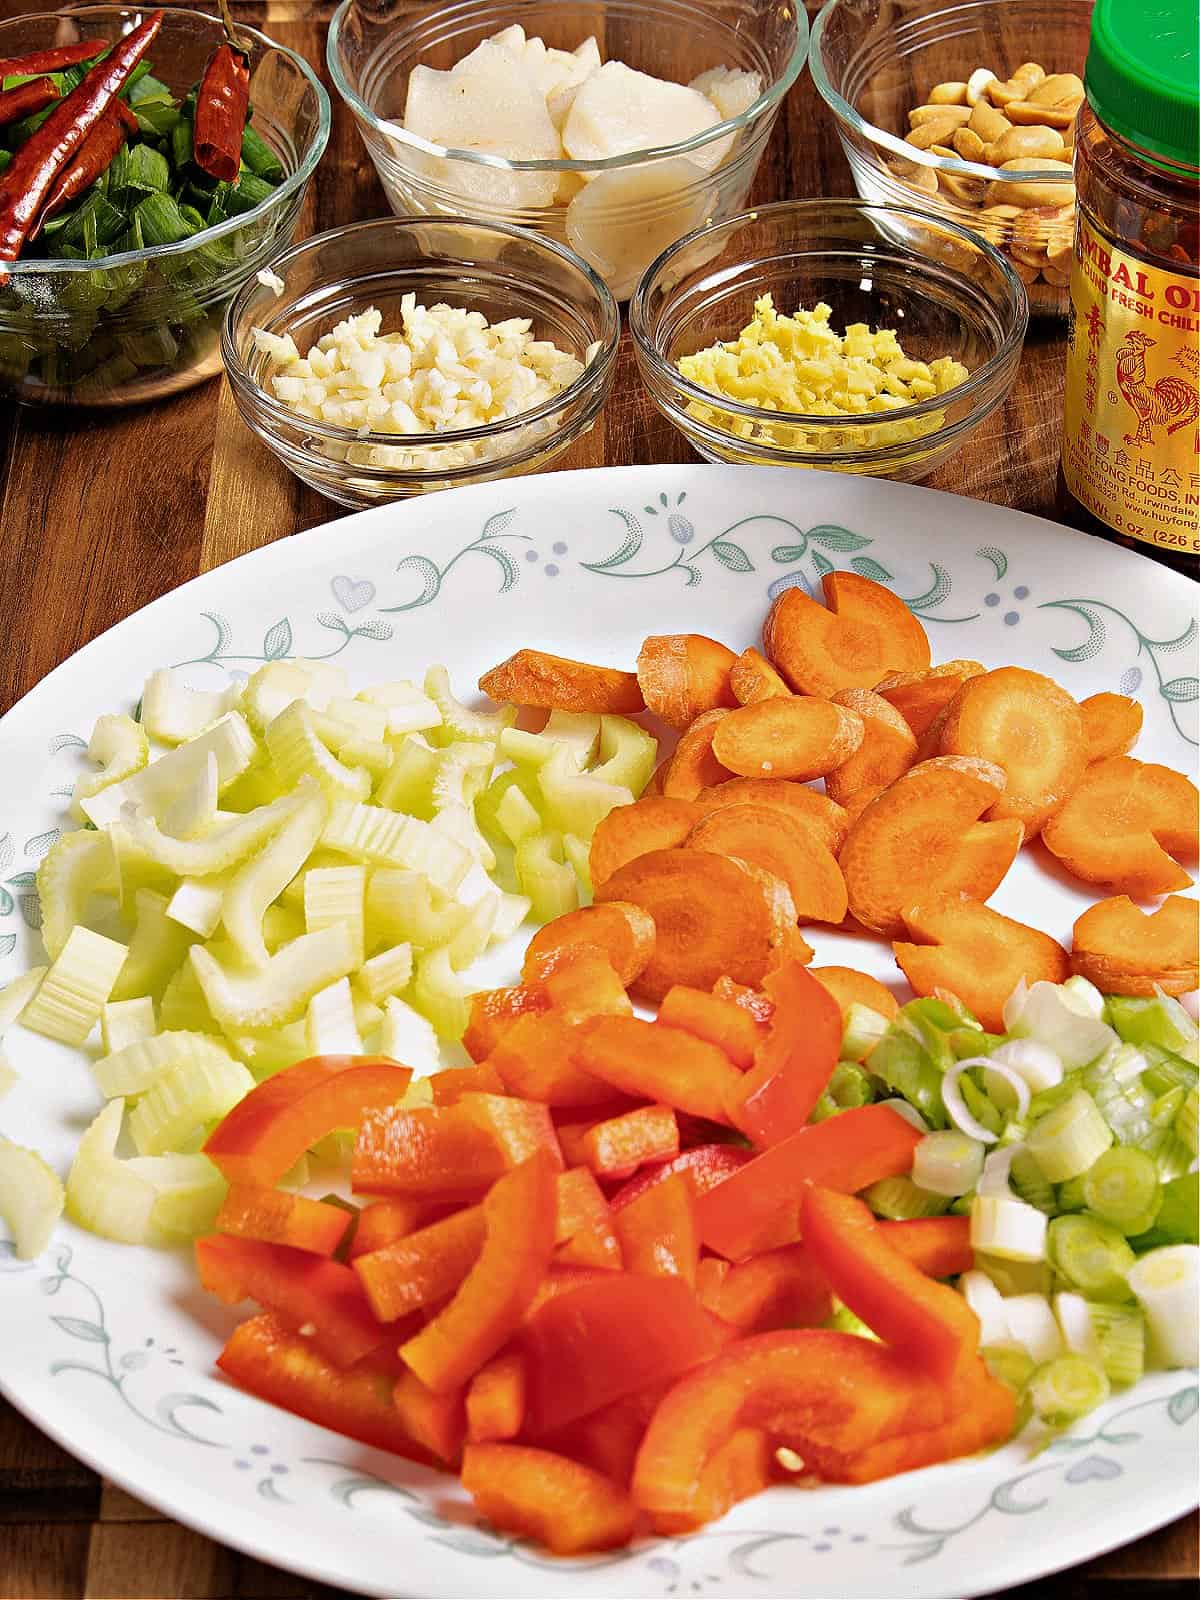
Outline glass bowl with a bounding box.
[630,198,1028,480]
[326,0,808,300]
[0,6,329,407]
[811,0,1094,318]
[222,215,620,508]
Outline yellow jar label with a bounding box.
[1062,216,1200,557]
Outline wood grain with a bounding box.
[0,2,1192,1596]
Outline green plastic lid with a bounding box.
[1085,0,1200,167]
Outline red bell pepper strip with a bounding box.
[461,1443,637,1555]
[217,1314,440,1467]
[0,10,162,278]
[880,1215,974,1278]
[526,1265,615,1315]
[347,1197,442,1259]
[557,1105,679,1180]
[554,1167,621,1270]
[37,98,137,226]
[353,1205,486,1322]
[695,1103,923,1260]
[352,1102,508,1201]
[727,959,843,1146]
[611,1171,698,1285]
[456,1092,563,1170]
[428,1062,504,1104]
[400,1152,557,1393]
[657,984,767,1067]
[0,77,58,129]
[608,1143,751,1211]
[576,1016,743,1126]
[0,40,105,79]
[537,947,633,1022]
[631,1329,947,1519]
[204,1055,411,1189]
[522,1272,729,1435]
[547,1388,662,1485]
[487,1011,615,1108]
[696,1243,832,1333]
[801,1187,980,1384]
[196,1235,389,1368]
[713,975,776,1023]
[463,983,550,1062]
[651,1427,774,1536]
[465,1349,526,1443]
[392,1368,467,1465]
[193,38,250,183]
[215,1182,353,1257]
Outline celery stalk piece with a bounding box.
[860,1174,947,1219]
[94,1029,238,1099]
[1002,979,1117,1072]
[0,966,47,1040]
[495,783,542,845]
[538,744,634,837]
[432,743,496,809]
[424,664,516,743]
[431,802,497,871]
[515,831,578,922]
[841,1004,890,1064]
[303,865,367,966]
[811,1062,875,1122]
[242,661,349,732]
[71,713,150,823]
[0,1056,17,1100]
[140,668,242,745]
[1082,1146,1162,1234]
[222,785,326,969]
[375,735,440,817]
[357,679,442,737]
[358,944,414,1005]
[323,803,473,895]
[108,822,179,916]
[824,1300,881,1340]
[1108,993,1199,1066]
[219,754,290,813]
[36,830,118,961]
[66,1100,226,1246]
[445,897,500,972]
[544,711,603,768]
[913,1130,985,1196]
[264,701,372,801]
[129,1153,227,1239]
[500,728,576,769]
[378,995,441,1075]
[128,1051,254,1155]
[561,834,592,902]
[412,946,471,1040]
[0,1137,64,1257]
[491,892,532,946]
[159,752,219,840]
[1027,1089,1113,1182]
[354,994,385,1035]
[1126,1245,1199,1367]
[1002,1293,1064,1365]
[365,869,471,949]
[590,715,658,795]
[166,878,225,938]
[110,888,197,1004]
[100,996,157,1055]
[1047,1214,1136,1302]
[1028,1354,1110,1425]
[226,1019,311,1078]
[324,698,392,745]
[80,712,257,829]
[306,977,363,1057]
[158,959,221,1034]
[21,926,128,1046]
[971,1194,1048,1262]
[190,924,357,1030]
[120,784,315,878]
[338,737,394,779]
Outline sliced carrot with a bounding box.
[936,666,1087,837]
[693,777,850,855]
[462,1444,638,1554]
[1041,755,1197,897]
[710,697,865,782]
[894,895,1071,1032]
[730,647,792,706]
[839,756,1023,938]
[487,1012,616,1108]
[875,660,985,739]
[463,984,550,1063]
[643,756,672,796]
[1071,894,1199,997]
[577,1016,743,1126]
[465,1350,527,1443]
[595,847,799,1002]
[839,785,886,825]
[657,984,768,1068]
[661,709,735,800]
[651,1427,775,1535]
[810,965,899,1022]
[826,688,918,807]
[478,648,643,714]
[637,633,738,729]
[685,802,848,925]
[588,796,701,887]
[762,571,930,698]
[523,902,656,987]
[1080,692,1144,762]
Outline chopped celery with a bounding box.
[431,801,497,871]
[538,744,634,837]
[222,785,326,968]
[376,735,440,817]
[1086,1301,1146,1386]
[140,668,240,744]
[811,1061,875,1121]
[378,995,441,1074]
[323,802,472,895]
[110,888,197,1004]
[0,967,47,1039]
[303,865,366,966]
[101,996,157,1055]
[306,977,363,1057]
[123,783,319,878]
[1082,1147,1162,1235]
[432,743,496,810]
[226,1019,310,1078]
[159,752,218,839]
[242,661,347,732]
[166,878,224,938]
[412,946,470,1040]
[1003,979,1117,1071]
[1125,1246,1199,1368]
[561,835,592,901]
[860,1174,948,1220]
[0,1137,65,1258]
[544,710,602,767]
[842,1004,890,1064]
[67,1100,224,1245]
[158,956,221,1034]
[1027,1354,1110,1425]
[357,944,414,1004]
[1027,1073,1084,1122]
[265,701,371,801]
[1084,1043,1158,1148]
[515,831,578,922]
[80,712,256,829]
[495,782,542,845]
[1108,993,1199,1066]
[93,1029,237,1099]
[1028,1089,1113,1182]
[357,680,441,737]
[913,1130,985,1197]
[365,868,471,951]
[424,665,516,744]
[21,926,128,1046]
[1047,1214,1135,1302]
[1129,1174,1198,1249]
[36,829,118,961]
[127,1052,254,1155]
[445,896,500,971]
[190,924,357,1029]
[590,714,658,794]
[324,697,392,746]
[71,713,149,822]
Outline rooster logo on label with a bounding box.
[1114,329,1200,451]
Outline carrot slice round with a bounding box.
[763,572,931,697]
[810,965,899,1021]
[478,648,643,713]
[875,660,985,739]
[894,894,1071,1031]
[1080,692,1144,763]
[588,796,701,887]
[730,647,791,705]
[523,902,656,986]
[693,778,849,855]
[827,688,918,807]
[685,802,848,923]
[661,709,735,800]
[1041,755,1197,898]
[710,697,865,782]
[1071,894,1199,996]
[637,633,738,729]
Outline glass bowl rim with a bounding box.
[809,0,1088,185]
[221,214,622,453]
[629,196,1030,428]
[1,4,331,278]
[325,0,809,176]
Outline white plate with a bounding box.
[0,465,1196,1600]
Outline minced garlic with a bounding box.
[677,296,970,455]
[253,300,593,473]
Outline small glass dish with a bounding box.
[326,0,807,300]
[630,198,1028,480]
[222,215,620,508]
[811,0,1094,318]
[0,6,329,407]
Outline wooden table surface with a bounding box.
[0,2,1196,1595]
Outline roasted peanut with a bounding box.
[928,80,969,104]
[969,100,1011,142]
[988,123,1066,164]
[1043,263,1072,286]
[952,126,988,162]
[1008,256,1041,284]
[1006,99,1079,129]
[938,169,989,205]
[905,164,940,195]
[987,157,1074,208]
[907,120,965,150]
[966,68,997,106]
[988,62,1047,106]
[1031,73,1084,109]
[909,103,973,128]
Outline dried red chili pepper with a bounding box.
[193,39,251,183]
[0,40,105,80]
[0,9,163,279]
[0,75,57,128]
[36,99,138,230]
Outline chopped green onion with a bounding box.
[861,1174,948,1220]
[1129,1173,1198,1249]
[1083,1042,1157,1146]
[133,191,197,246]
[1086,1302,1146,1386]
[973,1251,1053,1297]
[990,1037,1064,1094]
[841,1003,890,1063]
[1004,979,1117,1071]
[959,1269,1009,1344]
[1108,993,1198,1065]
[811,1061,875,1122]
[982,1344,1035,1392]
[125,141,170,194]
[1009,1147,1057,1214]
[913,1130,985,1196]
[1125,1245,1199,1368]
[1082,1146,1162,1234]
[971,1193,1048,1262]
[1027,1354,1110,1425]
[862,1020,947,1130]
[1028,1088,1113,1182]
[240,122,284,182]
[1002,1292,1063,1364]
[1047,1214,1135,1302]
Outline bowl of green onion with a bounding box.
[0,6,329,406]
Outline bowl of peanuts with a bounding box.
[810,0,1093,316]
